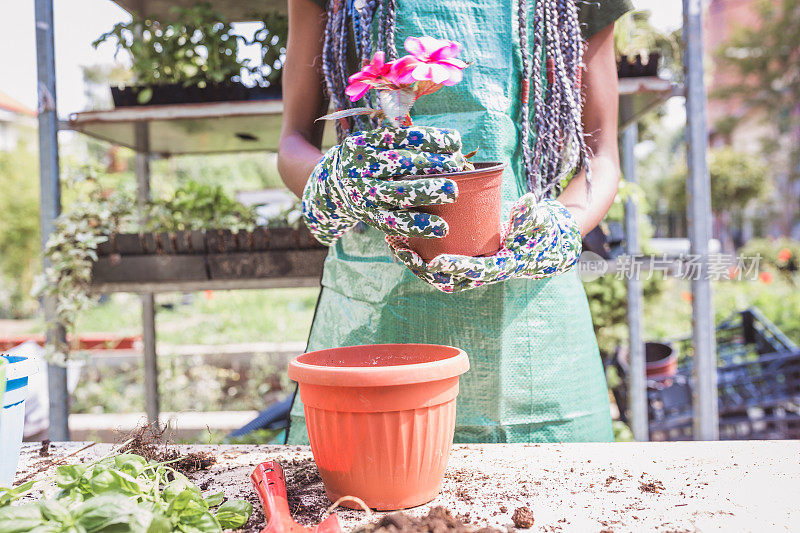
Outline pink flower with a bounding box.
[345,52,417,101]
[404,36,467,86]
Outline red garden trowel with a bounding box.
[251,461,342,533]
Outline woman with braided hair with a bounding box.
[279,0,632,444]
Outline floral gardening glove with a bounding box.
[386,195,582,293]
[302,126,468,246]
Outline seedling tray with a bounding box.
[91,227,326,290]
[111,82,282,107]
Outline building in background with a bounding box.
[0,90,36,152]
[705,0,762,149]
[704,0,799,239]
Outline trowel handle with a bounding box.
[251,461,293,523]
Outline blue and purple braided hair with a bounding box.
[321,0,589,198]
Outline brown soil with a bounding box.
[356,506,502,533]
[511,507,535,529]
[39,440,51,457]
[639,480,665,494]
[236,456,327,533]
[283,458,326,525]
[119,425,216,475]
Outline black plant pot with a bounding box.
[110,82,283,107]
[617,52,661,78]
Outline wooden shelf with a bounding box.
[113,0,287,21]
[68,99,336,155]
[68,75,676,154]
[618,76,683,130]
[68,100,284,155]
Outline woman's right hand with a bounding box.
[301,126,467,246]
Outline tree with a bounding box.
[663,147,768,248]
[0,145,40,317]
[712,0,800,235]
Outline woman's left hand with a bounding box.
[386,195,582,292]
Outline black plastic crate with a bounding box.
[611,307,800,440]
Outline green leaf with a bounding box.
[146,513,172,533]
[56,464,87,490]
[177,511,221,533]
[38,499,71,523]
[162,476,198,503]
[0,481,36,507]
[316,107,377,122]
[0,503,44,533]
[137,87,154,104]
[88,469,140,496]
[75,493,140,532]
[203,493,224,508]
[167,489,208,517]
[114,454,148,478]
[214,499,252,530]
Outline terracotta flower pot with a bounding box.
[645,342,677,380]
[408,162,506,263]
[288,344,470,510]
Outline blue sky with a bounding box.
[0,0,683,116]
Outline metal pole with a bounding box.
[35,0,69,441]
[683,0,718,440]
[620,97,648,441]
[134,123,160,426]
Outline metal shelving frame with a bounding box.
[34,0,717,441]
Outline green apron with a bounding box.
[288,0,613,444]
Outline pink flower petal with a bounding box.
[404,36,426,57]
[440,64,464,86]
[429,41,461,61]
[428,63,450,84]
[417,36,441,55]
[388,55,420,84]
[440,57,467,69]
[345,82,370,101]
[348,71,372,84]
[371,51,386,70]
[411,63,434,82]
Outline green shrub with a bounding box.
[146,181,257,232]
[739,237,800,282]
[93,3,288,92]
[0,147,40,318]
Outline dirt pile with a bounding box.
[282,457,326,525]
[639,480,665,494]
[356,506,502,533]
[510,507,534,529]
[120,424,216,475]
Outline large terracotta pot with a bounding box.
[408,162,506,262]
[288,344,470,510]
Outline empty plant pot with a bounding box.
[645,342,677,380]
[1,354,39,486]
[408,162,506,263]
[288,344,470,510]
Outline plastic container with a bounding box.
[288,344,470,510]
[645,342,677,380]
[1,354,38,486]
[408,162,506,262]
